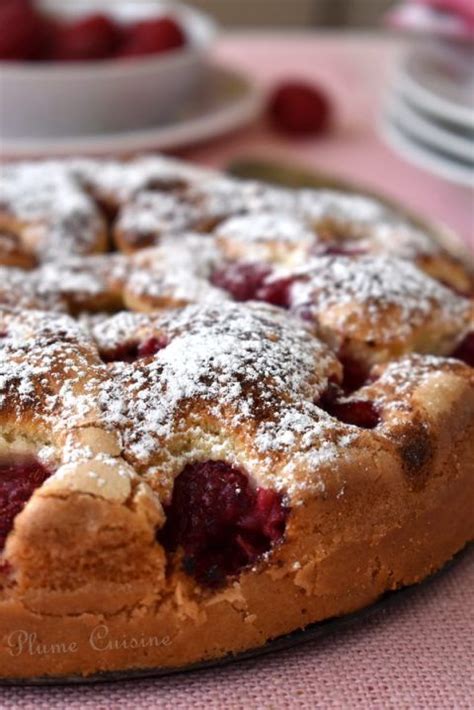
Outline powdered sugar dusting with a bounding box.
[0,237,225,313]
[0,161,105,260]
[0,155,472,505]
[1,155,461,275]
[284,255,471,343]
[116,192,200,245]
[97,302,348,489]
[0,302,355,497]
[70,155,212,204]
[298,189,394,229]
[215,211,316,265]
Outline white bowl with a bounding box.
[0,1,217,140]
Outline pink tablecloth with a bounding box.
[2,33,473,709]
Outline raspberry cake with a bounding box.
[0,157,472,680]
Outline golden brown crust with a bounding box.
[0,305,472,680]
[0,397,472,679]
[0,156,472,680]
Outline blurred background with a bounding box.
[184,0,393,28]
[1,0,472,244]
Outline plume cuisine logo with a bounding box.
[6,625,172,657]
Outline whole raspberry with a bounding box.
[0,0,47,60]
[268,80,332,137]
[159,461,287,587]
[117,17,186,58]
[49,14,121,61]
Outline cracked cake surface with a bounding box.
[0,155,472,680]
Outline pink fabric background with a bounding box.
[1,33,472,708]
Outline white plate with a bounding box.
[396,42,474,128]
[1,65,263,158]
[380,111,473,188]
[386,91,474,163]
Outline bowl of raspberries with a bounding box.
[0,0,216,139]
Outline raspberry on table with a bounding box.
[268,80,333,137]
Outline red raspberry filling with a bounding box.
[318,381,380,429]
[0,457,52,551]
[451,332,474,367]
[211,262,295,308]
[100,335,167,363]
[211,262,273,302]
[339,354,371,393]
[256,276,295,308]
[159,461,288,587]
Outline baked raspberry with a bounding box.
[0,457,52,551]
[268,80,332,137]
[49,14,121,61]
[0,0,47,60]
[451,332,474,367]
[325,398,380,429]
[100,335,167,363]
[256,276,294,308]
[159,461,288,587]
[211,262,272,302]
[318,382,380,429]
[118,16,186,58]
[137,336,167,358]
[339,354,371,393]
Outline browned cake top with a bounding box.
[0,157,472,492]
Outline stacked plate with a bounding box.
[381,40,474,186]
